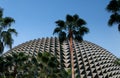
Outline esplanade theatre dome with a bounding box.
[4,37,120,78]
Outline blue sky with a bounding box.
[0,0,120,57]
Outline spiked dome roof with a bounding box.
[4,37,120,78]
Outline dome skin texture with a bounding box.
[4,37,120,78]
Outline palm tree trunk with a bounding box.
[69,30,75,78]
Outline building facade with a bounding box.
[4,37,120,78]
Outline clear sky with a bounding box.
[0,0,120,57]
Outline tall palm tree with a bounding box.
[53,14,89,78]
[0,7,17,54]
[106,0,120,31]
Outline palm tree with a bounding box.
[106,0,120,31]
[53,14,89,78]
[0,7,17,54]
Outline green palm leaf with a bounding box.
[76,18,86,26]
[59,31,66,43]
[73,14,79,21]
[55,20,65,27]
[53,27,61,34]
[1,17,15,27]
[106,0,119,12]
[1,31,13,49]
[8,28,18,36]
[108,13,120,26]
[66,14,74,22]
[79,26,89,36]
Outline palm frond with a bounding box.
[73,14,79,21]
[53,27,61,35]
[1,17,15,27]
[108,13,120,26]
[59,31,66,43]
[77,18,86,26]
[66,14,73,22]
[1,31,13,49]
[79,26,89,36]
[8,28,18,36]
[108,18,116,26]
[106,0,119,12]
[55,20,65,27]
[75,35,83,42]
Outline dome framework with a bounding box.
[5,37,120,78]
